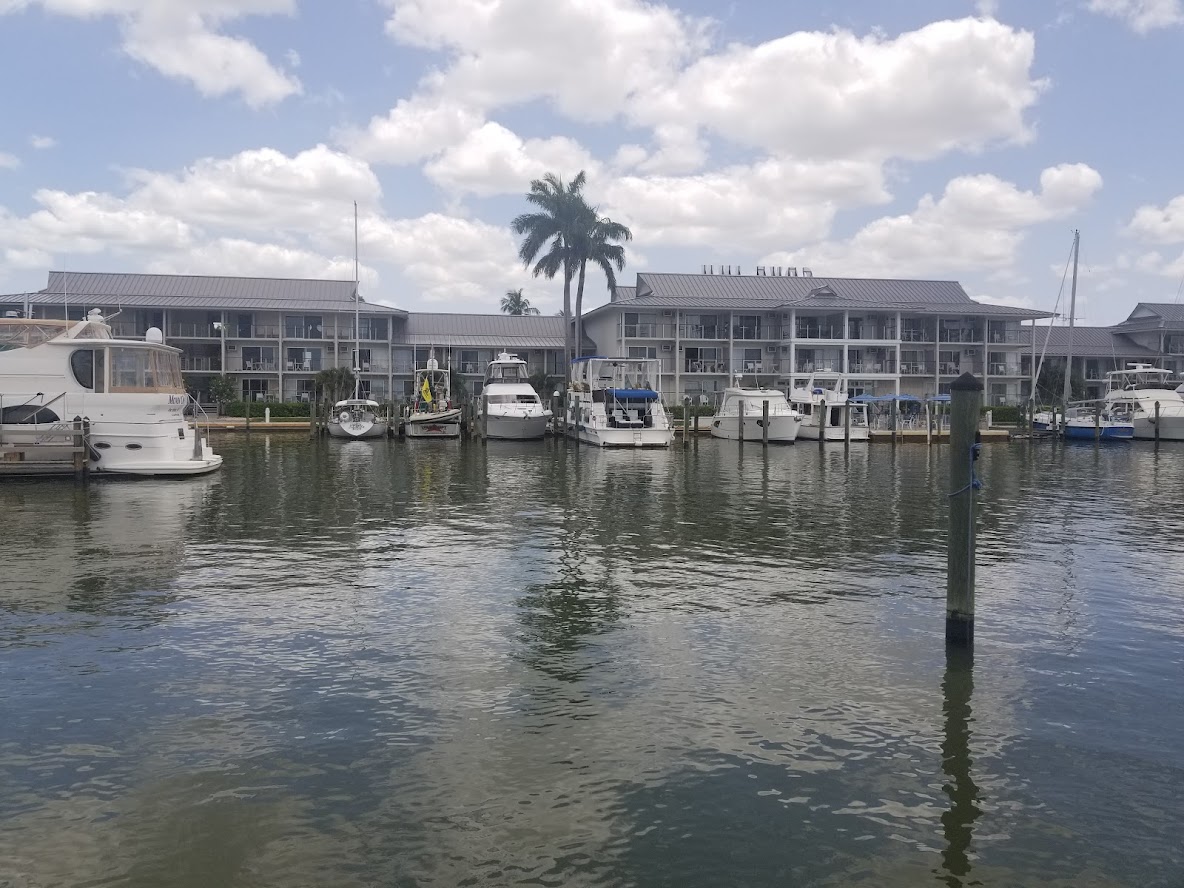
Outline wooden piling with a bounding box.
[245,397,251,433]
[925,400,932,446]
[694,412,700,449]
[737,399,745,443]
[1094,403,1101,441]
[761,398,769,448]
[1155,401,1161,446]
[946,372,983,647]
[817,401,826,449]
[683,396,691,448]
[843,401,851,449]
[481,395,488,445]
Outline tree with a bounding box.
[1036,360,1085,404]
[208,375,238,409]
[528,369,553,397]
[571,212,632,360]
[449,368,469,402]
[501,288,540,316]
[315,366,355,404]
[512,171,587,386]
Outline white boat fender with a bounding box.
[340,411,351,423]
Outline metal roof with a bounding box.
[614,285,636,302]
[1116,302,1184,328]
[26,271,407,315]
[401,312,575,349]
[1029,326,1157,358]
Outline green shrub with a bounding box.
[983,405,1023,425]
[223,401,311,418]
[668,403,718,419]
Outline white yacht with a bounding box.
[481,352,551,440]
[0,310,222,475]
[1103,363,1184,441]
[565,356,673,447]
[788,373,870,442]
[328,398,389,439]
[406,351,462,438]
[711,377,802,443]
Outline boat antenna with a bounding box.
[353,201,360,401]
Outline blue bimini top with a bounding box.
[606,388,659,400]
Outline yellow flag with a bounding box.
[420,375,433,404]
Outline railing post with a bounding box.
[946,372,983,647]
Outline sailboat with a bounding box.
[327,204,390,440]
[1041,231,1133,441]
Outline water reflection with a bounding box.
[937,646,981,888]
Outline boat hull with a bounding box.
[485,413,549,440]
[406,409,462,438]
[710,414,801,442]
[327,419,389,439]
[1064,422,1133,440]
[570,424,672,448]
[1132,415,1184,441]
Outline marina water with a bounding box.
[2,436,1182,887]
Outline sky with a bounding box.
[1,0,1183,325]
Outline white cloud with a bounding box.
[600,158,889,251]
[145,238,361,283]
[341,97,485,165]
[0,152,19,169]
[381,0,710,120]
[423,122,600,196]
[1086,0,1184,32]
[759,164,1102,278]
[1,1,301,106]
[1127,194,1184,244]
[632,18,1043,162]
[29,134,56,149]
[976,0,1000,15]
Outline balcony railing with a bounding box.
[847,361,897,374]
[901,329,935,343]
[109,323,142,338]
[901,362,936,375]
[230,326,280,339]
[284,361,323,372]
[678,324,725,339]
[939,362,984,375]
[987,329,1031,344]
[392,362,415,374]
[848,327,898,340]
[239,361,279,372]
[684,359,729,373]
[169,322,220,338]
[180,357,222,372]
[731,325,766,340]
[283,325,330,340]
[939,329,983,343]
[793,325,843,339]
[619,323,674,338]
[988,363,1024,376]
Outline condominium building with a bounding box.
[2,272,570,404]
[582,271,1053,406]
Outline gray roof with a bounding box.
[20,271,406,315]
[614,285,636,301]
[585,272,1052,320]
[402,313,574,349]
[1116,302,1184,328]
[1029,326,1157,358]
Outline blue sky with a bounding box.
[1,0,1183,324]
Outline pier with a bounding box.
[0,417,91,479]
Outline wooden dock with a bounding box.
[0,419,91,479]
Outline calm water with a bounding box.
[2,435,1183,887]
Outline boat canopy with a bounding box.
[606,388,659,400]
[571,356,608,363]
[851,394,922,402]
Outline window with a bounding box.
[108,347,183,393]
[359,317,388,340]
[351,348,371,371]
[628,346,657,359]
[242,379,270,401]
[70,349,95,389]
[294,379,315,402]
[236,313,254,338]
[284,315,323,339]
[243,346,276,370]
[460,350,479,373]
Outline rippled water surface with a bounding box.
[2,435,1183,887]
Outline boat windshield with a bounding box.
[109,346,185,393]
[486,393,539,404]
[486,363,528,382]
[0,320,71,350]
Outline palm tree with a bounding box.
[571,212,632,360]
[500,288,540,316]
[512,171,588,384]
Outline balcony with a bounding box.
[901,362,936,375]
[901,329,935,343]
[284,325,329,340]
[848,326,898,341]
[180,356,222,372]
[239,361,279,372]
[731,325,767,340]
[988,363,1024,376]
[169,322,220,338]
[678,324,725,339]
[939,329,983,343]
[793,325,843,340]
[847,361,897,374]
[940,362,984,375]
[987,329,1031,344]
[284,361,322,373]
[356,362,389,374]
[684,359,729,373]
[619,322,674,338]
[109,322,143,338]
[230,326,280,339]
[392,361,415,374]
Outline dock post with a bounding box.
[245,398,251,433]
[818,401,826,449]
[892,399,899,442]
[694,412,700,449]
[925,400,932,446]
[1094,403,1101,441]
[762,398,769,448]
[738,399,745,443]
[946,372,983,647]
[683,396,691,448]
[1155,401,1161,447]
[843,402,851,449]
[481,396,488,445]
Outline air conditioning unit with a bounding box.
[661,343,673,351]
[766,345,776,353]
[661,309,674,316]
[228,344,237,352]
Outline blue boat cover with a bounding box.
[606,388,659,400]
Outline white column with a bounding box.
[673,309,681,403]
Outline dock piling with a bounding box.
[762,399,769,448]
[694,412,700,449]
[843,402,851,449]
[1094,403,1101,441]
[1155,401,1161,446]
[481,396,488,445]
[946,372,983,647]
[683,396,691,448]
[738,399,745,443]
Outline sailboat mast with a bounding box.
[353,201,360,400]
[1062,229,1079,412]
